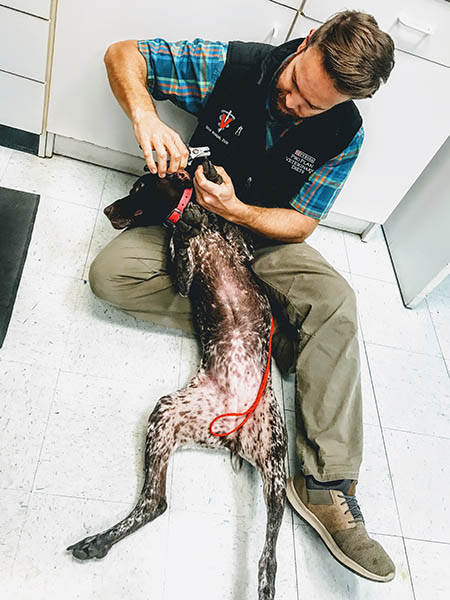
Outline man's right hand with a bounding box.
[133,110,190,178]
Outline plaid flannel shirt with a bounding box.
[137,38,364,221]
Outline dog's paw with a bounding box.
[202,159,223,184]
[66,534,112,560]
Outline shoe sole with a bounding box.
[286,477,395,583]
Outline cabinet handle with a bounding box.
[396,16,432,36]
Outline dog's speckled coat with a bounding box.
[67,162,287,600]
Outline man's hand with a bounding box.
[194,164,244,221]
[133,108,190,178]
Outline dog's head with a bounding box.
[103,168,193,230]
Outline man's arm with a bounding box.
[232,203,318,243]
[104,40,189,176]
[193,165,318,242]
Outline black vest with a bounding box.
[189,38,362,209]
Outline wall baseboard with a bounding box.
[0,124,39,155]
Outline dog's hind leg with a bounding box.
[240,397,287,600]
[67,391,191,561]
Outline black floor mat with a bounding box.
[0,187,40,348]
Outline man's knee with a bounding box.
[88,253,118,303]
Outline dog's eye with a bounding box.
[134,209,143,217]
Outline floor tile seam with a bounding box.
[11,369,63,571]
[363,339,443,360]
[30,488,131,506]
[166,506,270,523]
[343,230,397,285]
[382,426,450,442]
[402,535,450,547]
[7,188,100,212]
[401,536,418,600]
[339,227,352,274]
[361,337,407,540]
[352,271,410,290]
[81,207,101,281]
[285,509,301,600]
[57,366,178,390]
[425,296,450,366]
[0,148,14,182]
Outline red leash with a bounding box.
[209,317,274,437]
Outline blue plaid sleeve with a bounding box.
[289,126,365,220]
[137,38,228,117]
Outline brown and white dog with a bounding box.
[67,161,287,600]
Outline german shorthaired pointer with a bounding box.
[67,160,287,600]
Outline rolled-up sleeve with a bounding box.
[289,126,365,220]
[137,38,228,117]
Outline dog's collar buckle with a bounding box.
[165,187,193,227]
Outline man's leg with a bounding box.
[252,240,395,582]
[89,225,195,334]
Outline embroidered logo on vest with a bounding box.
[286,149,316,175]
[218,109,235,132]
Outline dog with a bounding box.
[67,160,288,600]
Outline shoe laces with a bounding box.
[338,493,364,524]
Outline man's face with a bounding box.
[274,40,350,119]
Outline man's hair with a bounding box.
[308,10,395,99]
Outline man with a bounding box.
[91,11,396,582]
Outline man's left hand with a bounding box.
[193,164,243,221]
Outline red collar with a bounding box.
[166,187,193,226]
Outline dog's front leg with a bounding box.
[66,393,181,560]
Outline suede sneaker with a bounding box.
[286,473,395,582]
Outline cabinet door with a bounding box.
[302,0,450,67]
[0,6,49,82]
[289,13,450,224]
[0,71,45,133]
[4,0,51,19]
[48,0,297,156]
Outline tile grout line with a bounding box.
[10,367,63,574]
[80,170,108,281]
[0,147,14,183]
[425,296,450,380]
[378,426,450,442]
[362,337,417,599]
[288,508,301,600]
[364,339,443,360]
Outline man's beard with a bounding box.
[269,53,301,120]
[269,85,298,120]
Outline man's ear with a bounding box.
[296,29,315,53]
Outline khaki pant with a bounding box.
[89,225,363,482]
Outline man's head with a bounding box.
[274,10,395,119]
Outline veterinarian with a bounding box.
[91,11,396,582]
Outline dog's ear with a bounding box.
[221,222,254,264]
[170,234,195,297]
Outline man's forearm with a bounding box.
[231,202,317,243]
[104,40,156,122]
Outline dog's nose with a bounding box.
[104,205,113,217]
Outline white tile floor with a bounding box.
[1,147,449,600]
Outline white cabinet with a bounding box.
[0,71,46,133]
[0,5,49,82]
[47,0,298,156]
[302,0,450,67]
[5,0,51,19]
[0,3,54,136]
[289,12,450,224]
